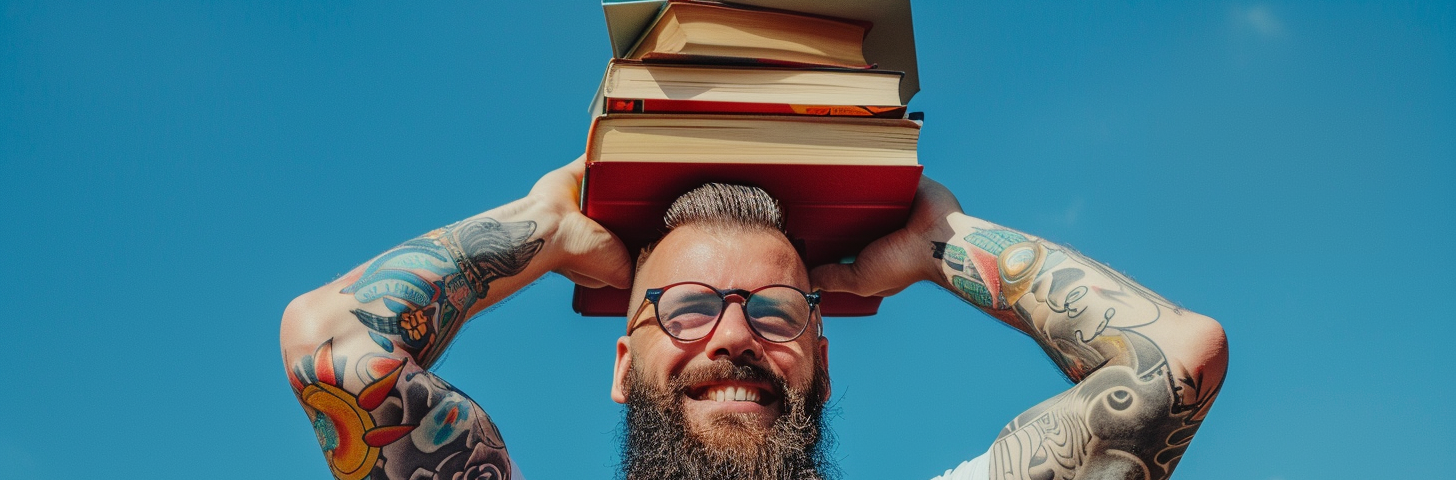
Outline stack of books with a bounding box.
[575,0,921,317]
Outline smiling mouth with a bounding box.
[688,383,777,406]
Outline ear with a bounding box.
[611,335,632,404]
[816,334,830,399]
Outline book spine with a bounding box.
[605,98,906,118]
[610,57,905,75]
[638,52,875,70]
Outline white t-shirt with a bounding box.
[929,448,990,480]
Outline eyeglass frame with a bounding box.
[629,281,824,343]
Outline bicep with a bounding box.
[284,335,515,480]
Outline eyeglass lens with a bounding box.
[656,283,811,342]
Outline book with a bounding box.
[588,60,906,118]
[624,1,872,69]
[573,114,923,317]
[606,98,907,118]
[588,114,919,165]
[602,0,920,104]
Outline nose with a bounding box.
[702,300,762,362]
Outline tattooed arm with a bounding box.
[279,158,631,480]
[812,177,1228,480]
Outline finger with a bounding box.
[558,270,611,289]
[916,174,948,195]
[810,262,882,297]
[557,154,587,180]
[811,261,912,297]
[573,238,633,290]
[532,155,589,195]
[815,227,934,296]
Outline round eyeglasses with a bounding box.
[633,282,822,343]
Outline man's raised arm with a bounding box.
[279,158,630,480]
[812,177,1228,480]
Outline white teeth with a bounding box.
[704,386,762,403]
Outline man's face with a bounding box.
[611,224,832,477]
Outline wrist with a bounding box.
[518,193,618,279]
[922,212,970,288]
[482,193,569,277]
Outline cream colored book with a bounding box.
[601,60,903,106]
[602,0,920,103]
[587,114,920,166]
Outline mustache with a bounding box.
[668,359,786,395]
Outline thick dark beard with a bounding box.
[619,358,836,480]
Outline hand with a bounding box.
[810,175,962,297]
[528,156,633,289]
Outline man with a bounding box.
[280,158,1228,480]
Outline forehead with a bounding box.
[638,225,808,291]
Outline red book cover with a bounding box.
[605,98,907,118]
[574,161,922,317]
[637,52,875,70]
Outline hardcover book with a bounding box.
[602,0,919,104]
[606,98,907,118]
[588,60,906,118]
[624,1,873,69]
[574,115,923,317]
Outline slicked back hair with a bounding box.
[664,183,786,234]
[634,183,791,278]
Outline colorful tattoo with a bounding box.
[288,339,511,480]
[340,217,542,366]
[289,340,414,480]
[933,228,1044,309]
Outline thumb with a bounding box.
[810,262,883,297]
[558,270,617,290]
[810,227,930,297]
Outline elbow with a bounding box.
[279,289,348,394]
[1180,312,1229,379]
[279,289,345,357]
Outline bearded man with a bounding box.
[280,158,1228,480]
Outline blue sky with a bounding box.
[2,1,1452,479]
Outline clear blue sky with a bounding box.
[2,1,1452,479]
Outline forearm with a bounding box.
[930,213,1223,381]
[282,194,562,368]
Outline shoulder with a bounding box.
[929,448,990,480]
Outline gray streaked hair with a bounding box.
[663,183,786,234]
[633,183,789,276]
